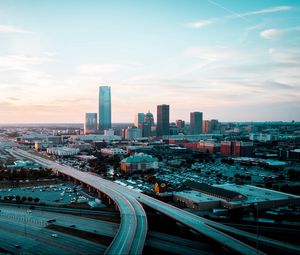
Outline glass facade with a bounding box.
[99,86,111,131]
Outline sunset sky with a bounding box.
[0,0,299,123]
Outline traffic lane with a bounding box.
[13,149,257,254]
[0,218,106,255]
[127,196,148,255]
[11,149,139,255]
[101,183,263,255]
[0,206,118,237]
[12,149,259,254]
[85,179,137,255]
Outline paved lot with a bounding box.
[0,183,92,205]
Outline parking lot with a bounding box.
[0,183,91,205]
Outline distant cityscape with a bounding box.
[0,83,299,254]
[1,0,300,254]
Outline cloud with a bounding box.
[187,5,292,29]
[260,29,282,39]
[187,20,214,29]
[268,47,300,64]
[184,46,232,61]
[243,5,292,16]
[0,25,31,34]
[0,55,53,72]
[260,26,300,40]
[264,81,294,90]
[78,63,122,75]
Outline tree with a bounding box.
[22,196,27,202]
[146,175,156,183]
[28,197,33,202]
[34,198,40,203]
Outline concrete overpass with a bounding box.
[10,148,300,255]
[7,149,147,255]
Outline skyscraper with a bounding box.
[134,113,145,129]
[157,104,170,136]
[176,119,185,129]
[190,112,203,134]
[143,111,154,137]
[98,86,111,132]
[84,113,97,134]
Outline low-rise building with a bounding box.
[46,147,80,156]
[220,141,253,157]
[68,142,92,151]
[173,190,221,210]
[101,148,128,156]
[121,153,158,174]
[197,141,220,153]
[34,141,52,151]
[6,160,40,170]
[176,181,300,211]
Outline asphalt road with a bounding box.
[0,210,106,254]
[10,148,300,255]
[9,148,148,255]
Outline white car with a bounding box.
[51,234,58,238]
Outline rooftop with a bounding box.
[121,153,158,164]
[184,180,245,201]
[215,184,300,204]
[174,190,221,203]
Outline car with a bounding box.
[15,245,21,249]
[51,234,58,238]
[70,224,76,228]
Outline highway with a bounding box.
[8,148,148,255]
[0,211,107,254]
[0,205,119,237]
[10,148,300,255]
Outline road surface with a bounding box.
[11,148,300,255]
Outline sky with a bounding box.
[0,0,299,123]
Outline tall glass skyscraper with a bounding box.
[190,112,203,134]
[98,86,111,132]
[157,104,170,136]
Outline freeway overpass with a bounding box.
[10,148,300,255]
[7,149,147,255]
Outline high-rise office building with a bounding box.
[157,104,170,136]
[190,112,203,134]
[143,111,154,137]
[210,119,220,133]
[134,113,145,129]
[84,113,98,134]
[98,86,111,132]
[176,119,185,129]
[203,120,211,133]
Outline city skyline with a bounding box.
[0,0,300,123]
